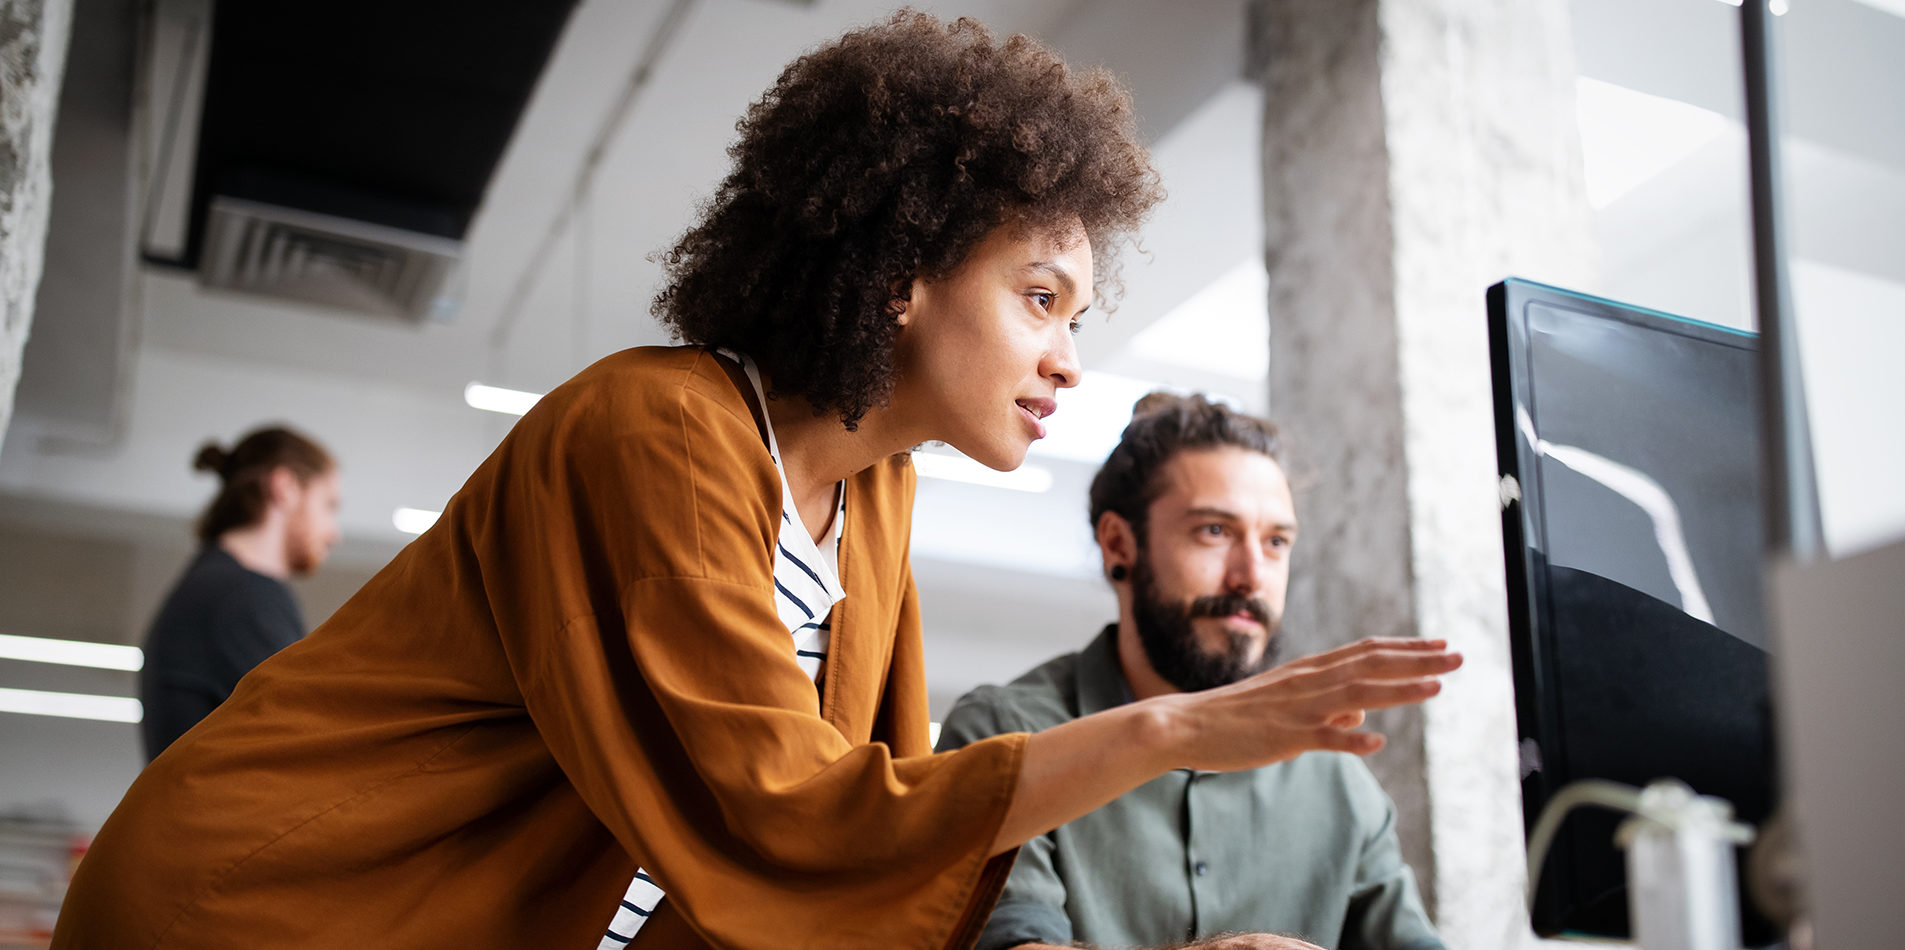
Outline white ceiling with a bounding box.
[2,0,1900,707]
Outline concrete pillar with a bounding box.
[0,0,73,448]
[1251,1,1594,946]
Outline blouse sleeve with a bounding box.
[467,353,1027,948]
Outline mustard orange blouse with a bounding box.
[52,346,1027,949]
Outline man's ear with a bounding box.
[1095,511,1137,580]
[266,466,301,510]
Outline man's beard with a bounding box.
[1130,549,1282,693]
[284,521,324,576]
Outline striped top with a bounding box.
[599,350,846,948]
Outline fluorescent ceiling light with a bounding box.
[464,382,542,416]
[0,687,143,723]
[1123,259,1270,380]
[393,507,442,535]
[912,451,1053,493]
[0,633,143,671]
[1575,77,1730,210]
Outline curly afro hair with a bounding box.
[653,10,1163,429]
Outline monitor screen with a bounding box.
[1487,278,1777,943]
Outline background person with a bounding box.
[939,393,1444,950]
[139,425,340,760]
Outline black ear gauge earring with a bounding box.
[1108,565,1128,582]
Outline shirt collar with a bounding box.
[1075,624,1135,716]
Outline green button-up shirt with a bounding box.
[937,626,1444,950]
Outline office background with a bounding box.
[1,0,1898,946]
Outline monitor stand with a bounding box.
[1618,780,1756,950]
[1528,778,1756,949]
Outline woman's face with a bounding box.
[892,220,1092,470]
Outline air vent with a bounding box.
[199,197,461,320]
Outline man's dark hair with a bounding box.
[653,11,1163,428]
[192,426,334,545]
[1088,392,1284,543]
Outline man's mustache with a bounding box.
[1186,593,1273,629]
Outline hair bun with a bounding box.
[193,442,230,476]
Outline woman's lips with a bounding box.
[1017,402,1047,439]
[1016,397,1056,440]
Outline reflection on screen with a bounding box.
[1525,301,1765,650]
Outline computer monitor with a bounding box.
[1486,278,1778,943]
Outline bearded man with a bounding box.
[937,393,1445,950]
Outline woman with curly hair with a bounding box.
[54,13,1457,950]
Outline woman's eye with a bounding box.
[1031,292,1054,310]
[1068,319,1083,336]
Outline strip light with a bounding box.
[393,507,442,535]
[0,687,143,723]
[912,452,1053,493]
[464,382,542,416]
[0,633,143,671]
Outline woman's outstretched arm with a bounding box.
[990,637,1462,855]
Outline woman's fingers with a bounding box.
[1320,637,1450,660]
[1253,646,1458,701]
[1306,677,1444,717]
[1273,637,1455,675]
[1310,727,1385,755]
[1183,640,1458,772]
[1303,645,1463,685]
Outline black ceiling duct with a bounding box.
[183,0,579,318]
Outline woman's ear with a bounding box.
[887,279,914,327]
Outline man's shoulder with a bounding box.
[204,572,302,643]
[164,550,286,613]
[145,552,301,657]
[938,650,1086,746]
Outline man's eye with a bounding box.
[1199,524,1226,536]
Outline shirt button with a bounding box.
[1193,860,1210,876]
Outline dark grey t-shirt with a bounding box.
[138,547,305,760]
